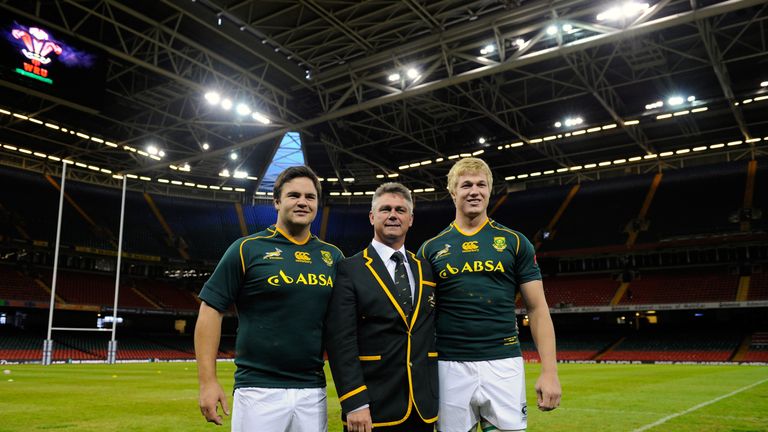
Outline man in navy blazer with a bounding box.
[325,182,438,432]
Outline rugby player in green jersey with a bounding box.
[418,158,561,432]
[195,166,344,432]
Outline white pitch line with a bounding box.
[632,377,768,432]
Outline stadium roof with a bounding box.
[0,0,766,201]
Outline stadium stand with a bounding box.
[522,333,619,361]
[543,274,619,307]
[741,332,768,362]
[0,264,49,302]
[132,279,199,310]
[544,174,653,250]
[619,268,738,304]
[747,272,768,301]
[599,331,741,362]
[47,271,156,309]
[638,162,746,243]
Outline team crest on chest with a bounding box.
[321,250,334,267]
[263,248,283,260]
[492,236,507,252]
[435,244,451,258]
[294,251,312,264]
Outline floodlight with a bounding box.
[667,96,684,106]
[236,103,251,116]
[204,91,221,105]
[251,112,271,125]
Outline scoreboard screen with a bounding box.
[0,16,106,111]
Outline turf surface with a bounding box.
[0,362,766,431]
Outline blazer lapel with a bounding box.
[406,250,424,328]
[363,245,409,326]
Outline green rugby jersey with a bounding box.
[199,225,344,389]
[418,219,541,361]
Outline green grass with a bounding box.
[0,362,766,431]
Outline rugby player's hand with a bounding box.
[346,407,372,432]
[535,371,562,411]
[199,381,230,425]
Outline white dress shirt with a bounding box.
[370,239,416,301]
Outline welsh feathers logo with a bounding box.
[321,250,333,267]
[12,27,62,66]
[492,236,507,252]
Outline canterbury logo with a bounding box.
[294,251,312,263]
[267,270,333,287]
[462,241,479,252]
[439,260,505,279]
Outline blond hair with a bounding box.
[446,157,493,194]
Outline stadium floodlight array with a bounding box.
[503,136,767,182]
[0,107,159,162]
[204,91,272,125]
[596,2,650,22]
[0,144,248,193]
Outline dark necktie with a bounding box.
[390,251,412,316]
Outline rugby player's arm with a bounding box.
[195,301,230,425]
[520,280,562,411]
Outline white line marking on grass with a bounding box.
[632,377,768,432]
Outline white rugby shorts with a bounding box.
[437,357,527,432]
[231,387,327,432]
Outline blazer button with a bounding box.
[409,362,413,367]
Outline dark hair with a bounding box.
[273,166,322,201]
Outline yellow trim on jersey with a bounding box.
[238,229,279,273]
[274,225,311,245]
[451,218,489,236]
[358,355,381,361]
[422,280,436,287]
[315,238,345,258]
[489,220,521,254]
[339,385,367,403]
[428,352,438,358]
[419,225,455,259]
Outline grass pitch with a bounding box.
[0,362,766,431]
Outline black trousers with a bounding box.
[343,410,435,432]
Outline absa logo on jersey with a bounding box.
[438,260,505,279]
[267,270,333,287]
